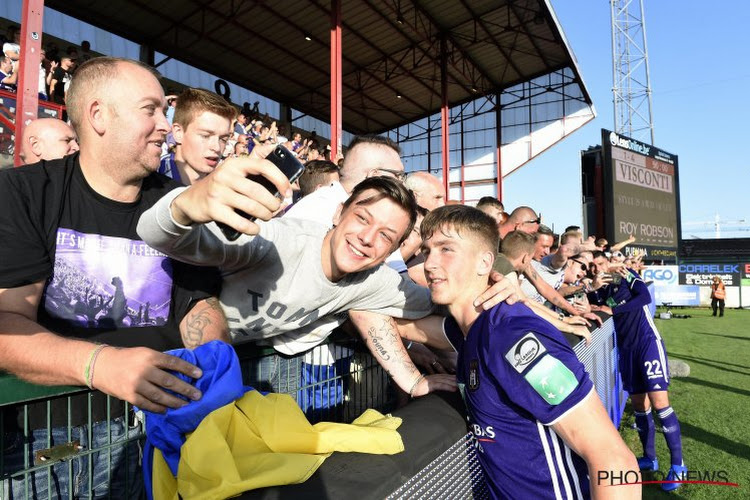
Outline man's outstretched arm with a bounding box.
[178,297,230,348]
[348,310,456,397]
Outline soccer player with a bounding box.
[588,251,686,491]
[421,205,639,499]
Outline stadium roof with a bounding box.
[46,0,592,135]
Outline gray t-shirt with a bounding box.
[520,258,565,304]
[137,188,433,353]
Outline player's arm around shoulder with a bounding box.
[552,392,640,499]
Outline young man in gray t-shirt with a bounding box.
[139,175,457,396]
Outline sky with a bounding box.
[502,0,750,239]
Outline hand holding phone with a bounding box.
[606,272,623,285]
[168,149,295,237]
[218,145,305,241]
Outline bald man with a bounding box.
[19,118,79,164]
[404,171,445,211]
[498,205,541,239]
[285,134,404,226]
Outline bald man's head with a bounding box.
[404,171,445,211]
[339,134,403,192]
[499,205,540,237]
[20,118,79,163]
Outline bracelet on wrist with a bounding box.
[409,374,425,398]
[84,344,108,390]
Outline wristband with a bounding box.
[84,344,108,390]
[409,374,425,398]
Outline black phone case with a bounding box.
[218,146,304,241]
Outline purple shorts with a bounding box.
[619,331,670,394]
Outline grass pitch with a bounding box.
[617,307,750,499]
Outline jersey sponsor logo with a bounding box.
[470,423,496,453]
[505,332,547,373]
[469,359,479,391]
[523,355,579,405]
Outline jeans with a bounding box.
[1,416,143,499]
[244,352,302,398]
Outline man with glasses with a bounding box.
[497,206,541,239]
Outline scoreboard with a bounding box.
[582,130,681,262]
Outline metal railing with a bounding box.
[1,338,394,499]
[2,318,624,499]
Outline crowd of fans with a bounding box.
[0,23,87,103]
[0,47,683,499]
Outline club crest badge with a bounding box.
[469,359,479,391]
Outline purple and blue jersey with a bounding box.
[588,269,670,393]
[445,302,594,500]
[158,153,183,184]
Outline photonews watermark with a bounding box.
[597,468,740,488]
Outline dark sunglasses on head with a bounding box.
[571,259,588,272]
[523,215,541,225]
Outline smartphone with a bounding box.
[606,272,623,285]
[218,145,305,241]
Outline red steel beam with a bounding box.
[308,0,441,103]
[254,1,423,122]
[14,0,44,166]
[495,96,503,202]
[440,37,449,201]
[330,0,342,156]
[130,0,391,132]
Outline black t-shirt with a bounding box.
[0,154,222,427]
[51,66,69,102]
[0,153,221,352]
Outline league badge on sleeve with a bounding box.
[504,332,547,374]
[523,355,579,405]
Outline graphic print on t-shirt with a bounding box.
[44,228,173,328]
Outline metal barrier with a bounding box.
[387,316,624,500]
[1,318,624,499]
[0,338,394,499]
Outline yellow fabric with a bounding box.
[152,391,403,500]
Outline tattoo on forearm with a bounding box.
[366,326,390,361]
[365,318,418,377]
